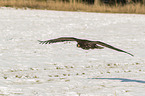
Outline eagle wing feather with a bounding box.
[38,37,78,44]
[94,41,134,56]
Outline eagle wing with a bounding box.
[38,37,79,44]
[93,41,134,56]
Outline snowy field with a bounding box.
[0,7,145,96]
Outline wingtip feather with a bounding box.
[38,40,44,44]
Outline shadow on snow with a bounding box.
[88,78,145,84]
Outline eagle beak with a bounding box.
[77,44,80,47]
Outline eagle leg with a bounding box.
[95,45,104,49]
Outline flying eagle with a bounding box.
[38,37,133,56]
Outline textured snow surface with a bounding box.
[0,7,145,96]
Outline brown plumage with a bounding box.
[38,37,133,56]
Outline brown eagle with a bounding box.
[38,37,133,56]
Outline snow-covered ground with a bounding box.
[0,7,145,96]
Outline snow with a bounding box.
[0,7,145,96]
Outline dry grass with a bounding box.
[0,0,145,14]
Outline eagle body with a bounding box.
[38,37,133,56]
[77,40,103,50]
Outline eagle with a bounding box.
[38,37,133,56]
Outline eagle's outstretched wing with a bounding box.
[94,41,134,56]
[38,37,78,44]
